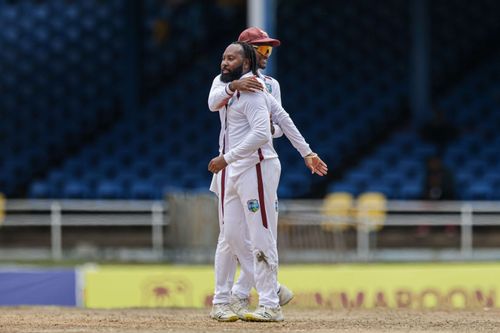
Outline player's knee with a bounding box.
[223,229,241,251]
[253,249,278,270]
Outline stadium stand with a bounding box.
[24,0,245,199]
[2,0,500,201]
[0,0,125,197]
[275,0,410,198]
[439,54,500,199]
[325,0,500,200]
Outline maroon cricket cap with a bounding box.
[238,27,281,47]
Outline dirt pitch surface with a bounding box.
[1,307,500,333]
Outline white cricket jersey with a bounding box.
[208,75,232,155]
[259,70,282,106]
[222,72,277,177]
[207,73,312,158]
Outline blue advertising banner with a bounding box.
[0,269,77,306]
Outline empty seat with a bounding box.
[328,182,360,196]
[465,183,494,200]
[129,181,157,199]
[321,192,354,231]
[28,181,52,198]
[398,183,422,199]
[355,192,387,231]
[96,181,122,199]
[62,181,90,199]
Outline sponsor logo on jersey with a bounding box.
[247,199,260,213]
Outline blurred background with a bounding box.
[1,0,500,309]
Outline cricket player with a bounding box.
[208,41,327,322]
[208,28,292,322]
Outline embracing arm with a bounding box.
[208,75,265,112]
[208,75,233,112]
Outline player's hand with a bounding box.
[230,76,264,92]
[304,153,328,176]
[208,155,228,174]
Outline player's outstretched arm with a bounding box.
[304,153,328,176]
[266,94,312,157]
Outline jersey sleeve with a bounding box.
[208,75,234,112]
[224,92,271,164]
[271,79,282,106]
[266,77,283,138]
[267,94,313,157]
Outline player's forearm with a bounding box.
[208,79,234,111]
[224,130,269,164]
[280,117,312,157]
[224,111,270,164]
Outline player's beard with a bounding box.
[220,64,244,83]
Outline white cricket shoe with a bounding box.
[244,305,284,322]
[229,296,250,319]
[210,303,239,322]
[278,285,294,306]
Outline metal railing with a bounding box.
[1,199,168,261]
[279,200,500,262]
[2,199,500,262]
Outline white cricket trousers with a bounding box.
[224,158,281,308]
[212,169,254,305]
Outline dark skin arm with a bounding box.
[208,155,227,174]
[229,76,264,92]
[304,153,328,176]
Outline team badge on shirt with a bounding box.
[265,83,272,93]
[228,96,236,107]
[247,199,260,213]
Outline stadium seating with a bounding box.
[0,0,125,197]
[273,0,411,197]
[2,0,500,200]
[327,131,433,199]
[438,54,500,199]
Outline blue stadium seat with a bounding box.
[398,184,422,199]
[62,181,91,199]
[129,180,157,199]
[96,181,122,199]
[465,183,494,200]
[328,182,360,196]
[28,181,52,199]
